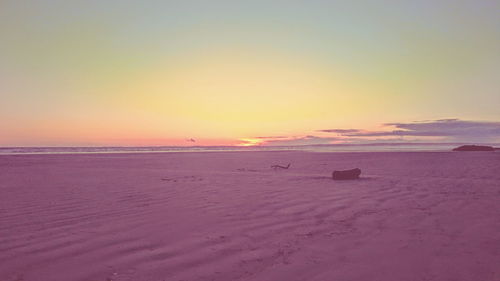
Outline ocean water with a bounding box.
[1,143,492,155]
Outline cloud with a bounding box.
[254,119,500,147]
[254,136,289,139]
[394,119,500,134]
[316,129,360,134]
[260,135,340,146]
[322,119,500,143]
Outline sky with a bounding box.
[1,0,499,146]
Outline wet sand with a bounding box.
[1,151,499,281]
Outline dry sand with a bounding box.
[1,151,499,281]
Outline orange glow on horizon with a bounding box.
[237,138,264,146]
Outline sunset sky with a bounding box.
[1,0,499,146]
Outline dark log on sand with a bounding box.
[332,168,361,180]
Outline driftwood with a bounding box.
[332,168,361,180]
[271,163,291,170]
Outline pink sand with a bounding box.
[1,151,499,281]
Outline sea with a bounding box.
[1,143,496,155]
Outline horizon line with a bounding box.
[2,142,500,149]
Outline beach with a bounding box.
[1,151,499,281]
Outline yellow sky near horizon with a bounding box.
[1,1,499,146]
